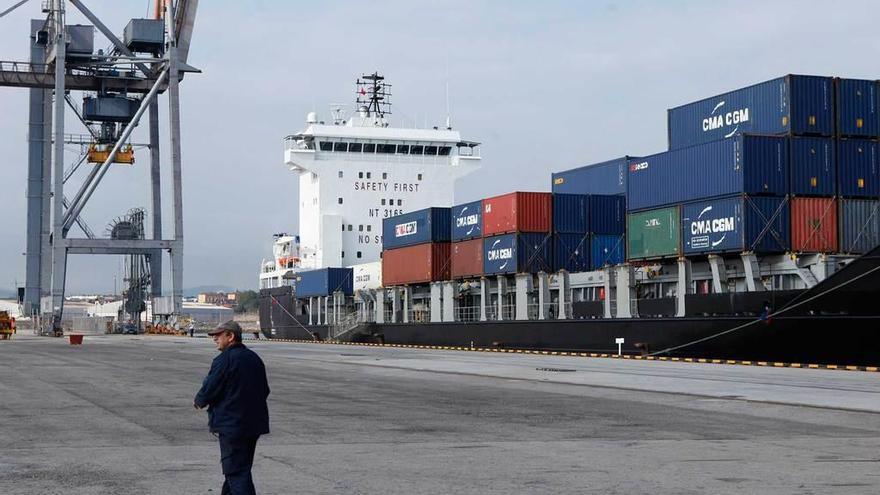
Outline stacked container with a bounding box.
[836,79,880,254]
[451,200,484,278]
[667,75,834,149]
[482,192,553,275]
[382,207,452,285]
[551,156,634,195]
[551,194,625,272]
[293,268,353,298]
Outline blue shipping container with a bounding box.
[836,78,880,137]
[589,194,626,234]
[627,135,789,211]
[589,234,625,270]
[839,198,880,254]
[790,137,835,196]
[668,75,834,149]
[293,268,353,298]
[838,139,880,198]
[451,200,483,241]
[681,195,790,255]
[552,233,590,272]
[382,207,451,250]
[483,233,553,275]
[551,157,634,195]
[552,194,589,233]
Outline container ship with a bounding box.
[260,73,880,366]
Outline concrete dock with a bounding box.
[1,334,878,494]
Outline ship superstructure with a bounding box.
[260,73,481,288]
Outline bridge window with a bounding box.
[377,144,395,154]
[334,142,348,152]
[438,146,451,156]
[396,144,410,154]
[319,141,332,151]
[348,143,362,152]
[410,145,424,155]
[424,145,437,155]
[363,143,376,153]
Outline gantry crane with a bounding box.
[0,0,199,333]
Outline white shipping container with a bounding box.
[351,261,382,291]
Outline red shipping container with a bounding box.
[791,197,838,253]
[382,243,451,286]
[482,191,552,236]
[451,238,483,278]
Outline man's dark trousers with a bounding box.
[220,434,259,495]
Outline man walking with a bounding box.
[194,320,270,494]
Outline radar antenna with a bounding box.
[356,72,392,118]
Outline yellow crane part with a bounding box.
[87,144,135,165]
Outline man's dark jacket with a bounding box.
[194,343,270,438]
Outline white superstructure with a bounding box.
[260,73,481,289]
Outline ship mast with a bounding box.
[356,72,392,119]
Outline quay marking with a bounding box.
[257,337,878,372]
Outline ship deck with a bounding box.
[1,334,878,494]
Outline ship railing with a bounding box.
[454,305,481,322]
[406,310,431,323]
[329,311,361,340]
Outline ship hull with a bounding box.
[262,249,880,366]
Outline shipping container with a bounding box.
[382,207,451,250]
[351,261,382,291]
[681,195,790,255]
[668,75,834,149]
[292,268,353,298]
[590,234,625,270]
[627,207,681,260]
[552,194,589,233]
[451,238,484,278]
[835,78,880,137]
[451,200,483,241]
[838,139,879,198]
[589,194,626,234]
[790,137,835,196]
[382,243,451,286]
[627,135,788,211]
[790,197,838,253]
[839,199,880,254]
[482,192,552,236]
[483,233,553,275]
[551,157,634,195]
[552,233,590,273]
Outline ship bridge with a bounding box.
[274,73,482,275]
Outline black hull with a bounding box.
[356,315,879,366]
[261,248,880,366]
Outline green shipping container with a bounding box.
[627,206,681,260]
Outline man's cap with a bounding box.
[208,320,242,337]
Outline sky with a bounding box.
[1,0,879,293]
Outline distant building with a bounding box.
[196,292,237,307]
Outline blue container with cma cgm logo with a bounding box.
[451,200,483,241]
[667,75,834,150]
[483,233,553,275]
[627,135,789,212]
[681,195,790,255]
[382,207,451,250]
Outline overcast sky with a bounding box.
[1,0,879,293]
